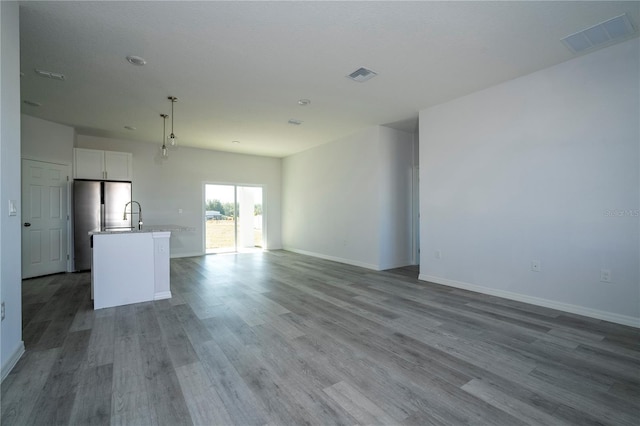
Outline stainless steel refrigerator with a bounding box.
[73,180,132,271]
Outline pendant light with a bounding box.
[168,96,178,148]
[160,114,169,159]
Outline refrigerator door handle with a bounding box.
[99,181,105,231]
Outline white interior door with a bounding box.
[21,159,70,278]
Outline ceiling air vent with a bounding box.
[561,13,636,54]
[347,67,378,82]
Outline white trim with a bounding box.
[154,291,172,301]
[419,274,640,328]
[20,155,71,167]
[284,247,380,271]
[1,341,25,382]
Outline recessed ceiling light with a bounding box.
[23,100,42,107]
[126,55,147,66]
[347,67,377,82]
[298,99,311,106]
[34,68,65,80]
[288,119,303,125]
[124,126,136,131]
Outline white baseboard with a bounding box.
[154,291,172,301]
[419,274,640,328]
[284,247,380,271]
[1,341,25,382]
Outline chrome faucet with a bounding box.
[123,201,143,230]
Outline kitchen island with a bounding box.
[90,225,191,309]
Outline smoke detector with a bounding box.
[347,67,378,82]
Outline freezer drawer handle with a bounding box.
[24,222,31,227]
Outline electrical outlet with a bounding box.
[435,250,442,260]
[600,269,611,283]
[531,260,541,272]
[1,302,5,321]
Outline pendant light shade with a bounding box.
[160,114,169,159]
[168,96,178,148]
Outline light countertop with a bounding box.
[89,225,195,235]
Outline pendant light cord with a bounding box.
[160,113,168,157]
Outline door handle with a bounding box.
[24,222,31,227]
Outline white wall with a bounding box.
[419,38,640,326]
[1,1,25,380]
[282,125,414,270]
[21,114,75,165]
[377,126,414,269]
[76,135,282,256]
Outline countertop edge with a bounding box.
[89,225,195,235]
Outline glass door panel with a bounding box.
[205,184,263,254]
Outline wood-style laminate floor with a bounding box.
[2,251,639,425]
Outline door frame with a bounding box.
[201,181,267,254]
[21,158,73,277]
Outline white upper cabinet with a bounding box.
[104,151,132,180]
[74,148,133,181]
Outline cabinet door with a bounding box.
[74,148,105,179]
[104,151,133,181]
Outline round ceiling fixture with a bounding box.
[126,55,147,66]
[298,99,311,106]
[232,140,240,144]
[124,126,136,131]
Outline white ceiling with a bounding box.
[19,1,640,158]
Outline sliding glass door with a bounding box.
[204,183,263,254]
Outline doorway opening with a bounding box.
[204,184,264,254]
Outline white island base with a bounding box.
[91,230,171,309]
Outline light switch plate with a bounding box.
[8,200,17,216]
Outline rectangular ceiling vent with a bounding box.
[347,67,378,83]
[562,13,636,54]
